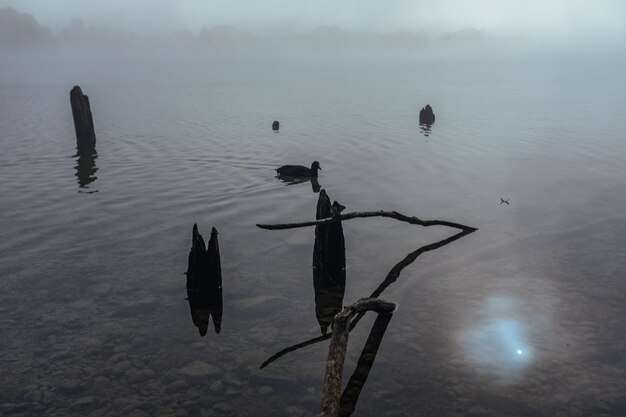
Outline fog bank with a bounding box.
[1,5,625,86]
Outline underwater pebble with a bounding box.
[210,380,224,393]
[174,360,220,377]
[213,402,233,413]
[258,386,274,395]
[70,396,95,408]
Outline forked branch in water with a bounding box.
[259,228,475,368]
[257,210,476,232]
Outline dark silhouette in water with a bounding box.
[339,310,393,417]
[70,86,96,154]
[419,104,435,125]
[313,190,346,334]
[278,176,321,193]
[74,151,98,193]
[500,198,510,205]
[272,120,280,131]
[276,161,321,178]
[185,224,223,336]
[260,228,476,369]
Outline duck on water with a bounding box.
[276,161,321,178]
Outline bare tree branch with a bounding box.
[257,210,477,232]
[259,228,475,368]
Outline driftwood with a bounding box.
[70,86,96,154]
[259,228,474,368]
[314,191,347,334]
[185,224,223,335]
[321,298,396,417]
[257,210,476,232]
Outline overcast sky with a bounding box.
[1,0,625,40]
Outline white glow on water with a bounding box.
[458,296,536,377]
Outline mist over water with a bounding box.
[1,3,626,417]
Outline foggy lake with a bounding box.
[1,3,626,417]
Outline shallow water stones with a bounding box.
[1,403,32,414]
[166,380,188,393]
[173,360,220,377]
[258,386,274,395]
[209,380,224,394]
[230,295,289,315]
[112,359,132,374]
[70,396,95,409]
[213,402,234,413]
[249,368,297,388]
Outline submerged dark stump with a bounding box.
[186,224,223,335]
[419,104,435,125]
[313,190,346,335]
[70,86,96,154]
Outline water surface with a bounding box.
[1,58,625,416]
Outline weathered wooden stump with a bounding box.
[272,120,280,131]
[419,104,435,125]
[70,86,96,154]
[313,190,346,334]
[185,224,223,336]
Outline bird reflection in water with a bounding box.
[74,151,98,193]
[185,225,223,336]
[313,190,346,334]
[278,176,321,193]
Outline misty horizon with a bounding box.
[1,3,625,54]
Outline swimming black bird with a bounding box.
[272,121,280,131]
[276,161,321,178]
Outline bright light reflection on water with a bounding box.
[459,296,535,376]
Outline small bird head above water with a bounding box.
[311,161,321,172]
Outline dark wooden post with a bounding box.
[70,86,96,154]
[185,224,223,335]
[313,190,347,334]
